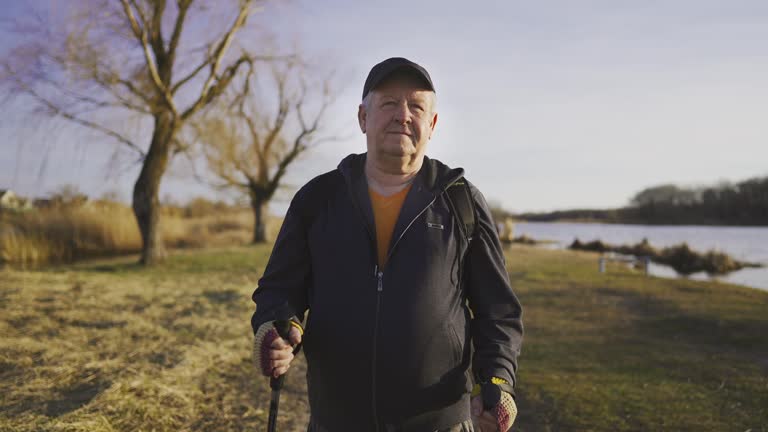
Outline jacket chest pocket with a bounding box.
[423,207,456,255]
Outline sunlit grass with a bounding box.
[509,245,768,431]
[0,244,766,431]
[0,245,308,432]
[0,204,279,266]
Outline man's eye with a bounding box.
[382,101,396,107]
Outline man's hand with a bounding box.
[253,322,303,378]
[471,395,499,432]
[470,385,517,432]
[267,326,301,377]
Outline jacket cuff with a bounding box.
[475,368,516,389]
[472,376,514,398]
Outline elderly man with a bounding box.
[251,57,523,432]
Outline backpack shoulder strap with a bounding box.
[446,178,476,242]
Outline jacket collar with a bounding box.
[337,153,465,195]
[338,153,465,264]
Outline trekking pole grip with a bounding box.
[269,320,294,391]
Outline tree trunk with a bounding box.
[250,192,268,244]
[133,113,175,265]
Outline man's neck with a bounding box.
[365,155,423,196]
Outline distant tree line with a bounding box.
[518,175,768,226]
[623,177,768,225]
[515,208,622,224]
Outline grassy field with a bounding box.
[1,244,766,431]
[0,203,281,266]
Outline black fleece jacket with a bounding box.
[251,153,523,432]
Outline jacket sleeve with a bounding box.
[250,188,312,334]
[464,183,524,388]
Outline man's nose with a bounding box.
[393,102,411,124]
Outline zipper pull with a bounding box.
[377,271,383,292]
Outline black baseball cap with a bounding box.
[362,57,435,100]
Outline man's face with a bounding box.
[358,74,438,166]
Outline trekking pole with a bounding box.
[267,320,299,432]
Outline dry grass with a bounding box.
[507,245,768,431]
[1,245,766,431]
[0,245,309,432]
[0,205,280,266]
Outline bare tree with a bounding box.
[1,0,266,264]
[195,60,336,243]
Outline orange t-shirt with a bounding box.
[369,185,412,268]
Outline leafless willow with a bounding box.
[193,59,338,243]
[1,0,278,264]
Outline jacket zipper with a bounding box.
[372,266,383,432]
[370,195,437,431]
[384,195,438,265]
[343,180,383,430]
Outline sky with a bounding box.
[1,0,767,213]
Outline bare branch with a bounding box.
[200,3,250,94]
[267,135,306,196]
[167,0,192,66]
[109,80,153,113]
[43,25,154,114]
[116,77,149,102]
[181,54,251,120]
[70,64,153,113]
[172,53,292,95]
[267,72,337,194]
[20,81,146,159]
[121,0,144,39]
[260,64,291,168]
[232,61,255,113]
[120,0,176,113]
[180,1,252,119]
[148,0,168,68]
[35,74,115,109]
[194,53,340,204]
[190,115,248,188]
[170,58,208,94]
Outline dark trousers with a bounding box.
[307,419,474,432]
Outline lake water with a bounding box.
[513,222,768,292]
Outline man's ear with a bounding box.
[357,104,367,133]
[428,112,438,139]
